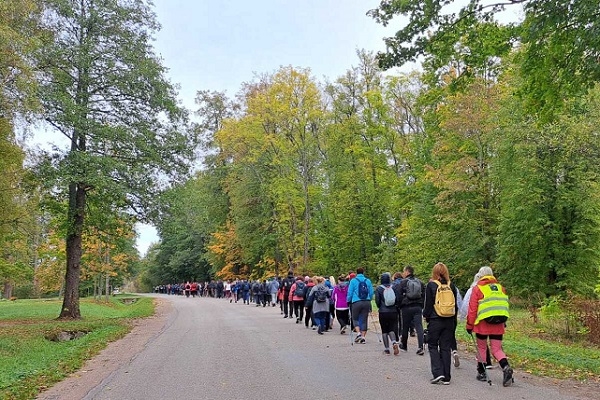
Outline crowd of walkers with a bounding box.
[157,262,513,387]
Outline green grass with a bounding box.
[455,308,600,383]
[0,296,154,400]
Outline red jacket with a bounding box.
[466,276,507,335]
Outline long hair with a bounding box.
[432,262,450,282]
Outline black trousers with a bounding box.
[427,317,456,382]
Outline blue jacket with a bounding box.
[346,274,374,303]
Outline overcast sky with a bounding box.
[134,0,403,256]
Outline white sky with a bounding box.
[134,0,402,257]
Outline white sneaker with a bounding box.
[452,350,460,367]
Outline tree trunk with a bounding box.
[2,282,12,299]
[105,274,109,302]
[59,182,86,319]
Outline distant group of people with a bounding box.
[159,262,513,387]
[154,280,231,298]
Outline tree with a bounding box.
[36,0,194,319]
[368,0,600,119]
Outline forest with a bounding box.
[2,0,600,318]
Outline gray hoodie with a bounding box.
[308,283,330,313]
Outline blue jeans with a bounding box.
[314,311,328,333]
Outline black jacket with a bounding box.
[422,279,459,321]
[398,275,425,308]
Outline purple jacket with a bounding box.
[332,283,349,309]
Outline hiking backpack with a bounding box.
[433,280,456,317]
[294,281,305,297]
[315,287,328,303]
[381,285,396,306]
[405,277,422,300]
[357,278,370,300]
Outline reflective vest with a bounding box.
[474,282,509,325]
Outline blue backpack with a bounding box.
[357,278,369,300]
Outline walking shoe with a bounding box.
[392,342,400,356]
[430,376,445,384]
[452,350,460,367]
[383,349,391,355]
[476,372,487,382]
[502,366,514,387]
[283,315,288,318]
[399,344,407,352]
[340,325,346,334]
[354,334,363,343]
[416,348,424,355]
[296,318,300,323]
[441,380,450,385]
[358,337,366,344]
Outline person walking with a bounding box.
[306,276,331,334]
[423,262,459,385]
[281,271,295,318]
[374,272,401,355]
[268,278,279,307]
[398,265,426,355]
[303,276,316,329]
[289,276,306,323]
[331,275,350,334]
[465,266,513,387]
[346,267,373,344]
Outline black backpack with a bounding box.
[405,277,422,300]
[315,287,328,303]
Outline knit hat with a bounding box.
[305,276,310,282]
[380,272,391,285]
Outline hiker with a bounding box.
[331,274,350,334]
[398,265,426,355]
[303,276,316,329]
[282,271,295,318]
[392,272,404,337]
[259,279,268,307]
[289,276,306,323]
[423,262,459,385]
[241,280,251,304]
[460,269,492,369]
[268,278,279,307]
[375,272,401,355]
[346,267,373,344]
[306,276,331,334]
[465,266,513,387]
[327,276,336,330]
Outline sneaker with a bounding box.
[392,342,400,356]
[283,315,288,318]
[441,380,450,385]
[416,348,424,355]
[452,350,460,367]
[354,334,363,343]
[430,376,445,384]
[296,318,300,324]
[399,344,407,352]
[383,349,391,355]
[486,364,494,369]
[340,325,346,334]
[359,337,366,344]
[502,366,514,387]
[476,372,487,382]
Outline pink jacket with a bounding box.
[289,280,306,302]
[466,276,507,335]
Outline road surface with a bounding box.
[38,294,596,400]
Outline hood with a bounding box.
[380,273,391,285]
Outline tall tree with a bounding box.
[368,0,600,119]
[37,0,194,319]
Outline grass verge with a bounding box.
[0,295,154,400]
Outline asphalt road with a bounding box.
[77,294,586,400]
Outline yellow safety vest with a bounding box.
[474,282,509,325]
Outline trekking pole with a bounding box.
[469,332,492,386]
[370,312,383,343]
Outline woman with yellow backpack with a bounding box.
[422,262,459,385]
